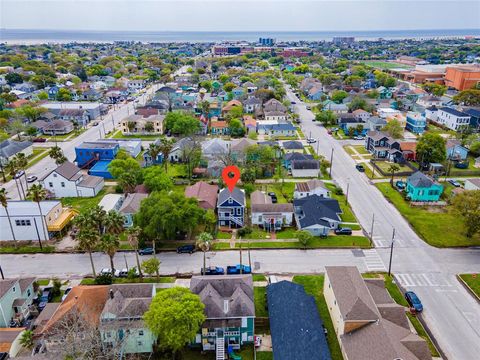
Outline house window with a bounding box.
[236,207,241,215]
[27,289,31,297]
[61,182,65,187]
[12,286,16,293]
[137,341,143,346]
[139,330,144,336]
[53,173,57,178]
[228,198,233,204]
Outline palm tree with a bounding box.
[147,142,161,166]
[104,210,125,236]
[48,146,67,165]
[26,184,48,249]
[74,210,100,277]
[388,164,401,186]
[127,121,135,133]
[0,188,16,242]
[196,232,213,275]
[100,233,120,276]
[5,159,23,199]
[127,226,143,278]
[158,136,175,172]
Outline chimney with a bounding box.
[109,289,114,299]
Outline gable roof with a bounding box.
[190,275,254,319]
[294,195,342,228]
[102,284,154,318]
[42,161,81,181]
[407,171,435,188]
[0,139,32,159]
[118,193,148,214]
[439,107,469,117]
[291,159,320,170]
[217,187,246,206]
[185,181,219,209]
[284,152,313,162]
[282,140,304,150]
[295,179,327,193]
[267,281,331,360]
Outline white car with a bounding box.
[306,138,317,144]
[62,287,72,301]
[100,268,114,275]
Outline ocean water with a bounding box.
[1,29,479,44]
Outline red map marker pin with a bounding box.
[222,165,241,192]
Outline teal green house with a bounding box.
[0,278,35,327]
[190,275,255,359]
[100,284,156,354]
[406,172,443,202]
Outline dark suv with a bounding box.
[177,244,195,254]
[334,227,352,235]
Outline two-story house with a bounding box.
[0,278,36,327]
[436,107,471,131]
[100,284,156,354]
[127,79,146,92]
[75,142,119,168]
[364,131,403,162]
[446,139,468,161]
[217,187,246,228]
[40,161,104,198]
[120,114,164,135]
[190,275,255,357]
[405,112,427,134]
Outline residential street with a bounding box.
[285,86,480,360]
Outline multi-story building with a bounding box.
[444,65,480,91]
[120,114,164,135]
[217,187,245,228]
[405,112,427,134]
[0,278,35,327]
[436,107,471,131]
[75,142,119,168]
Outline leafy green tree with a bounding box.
[143,166,173,192]
[17,106,47,122]
[296,230,313,250]
[19,330,34,349]
[348,96,373,112]
[422,83,447,96]
[5,72,23,85]
[196,232,213,275]
[315,110,337,125]
[164,111,201,136]
[204,209,217,235]
[141,257,161,280]
[229,118,245,137]
[144,287,205,358]
[223,82,236,92]
[453,89,480,106]
[0,188,16,241]
[452,190,480,238]
[331,90,348,104]
[0,93,17,105]
[9,119,25,140]
[108,157,142,180]
[135,191,205,241]
[157,136,176,171]
[416,133,446,167]
[56,88,72,101]
[241,167,256,184]
[344,75,363,86]
[382,119,403,139]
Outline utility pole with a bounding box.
[239,240,243,275]
[345,182,350,205]
[370,213,375,239]
[388,228,396,277]
[329,147,334,177]
[316,139,319,154]
[124,253,128,270]
[0,265,4,280]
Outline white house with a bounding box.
[352,109,371,121]
[377,107,401,119]
[436,107,471,131]
[127,79,146,91]
[417,95,443,108]
[264,111,287,122]
[98,194,124,212]
[425,106,438,122]
[40,161,104,198]
[95,139,142,158]
[250,191,293,231]
[0,140,33,166]
[464,178,480,191]
[0,201,77,241]
[293,179,330,199]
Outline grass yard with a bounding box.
[374,161,414,175]
[254,287,268,317]
[216,231,232,239]
[61,186,115,212]
[233,236,370,249]
[326,184,357,223]
[292,275,343,360]
[112,130,161,140]
[376,183,480,247]
[360,60,413,70]
[459,274,480,298]
[254,182,295,203]
[343,146,356,156]
[351,145,369,155]
[253,274,267,281]
[36,279,51,286]
[0,245,55,254]
[166,163,189,178]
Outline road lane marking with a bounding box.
[396,273,453,287]
[363,249,386,271]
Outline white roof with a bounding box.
[42,102,102,110]
[0,201,59,217]
[98,194,123,212]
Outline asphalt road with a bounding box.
[285,85,480,360]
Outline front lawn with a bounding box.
[233,236,370,249]
[374,161,414,175]
[326,184,357,223]
[0,245,55,254]
[292,275,343,360]
[376,183,480,247]
[80,276,175,285]
[459,274,480,298]
[112,130,161,140]
[254,287,268,317]
[61,186,115,212]
[254,182,295,203]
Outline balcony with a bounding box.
[48,208,78,232]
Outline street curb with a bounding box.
[456,275,480,304]
[393,275,447,360]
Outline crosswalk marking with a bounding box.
[372,236,389,248]
[396,273,452,288]
[363,249,386,272]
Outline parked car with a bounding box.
[353,136,364,140]
[33,137,47,143]
[177,244,195,254]
[355,164,365,172]
[306,105,311,110]
[454,161,468,169]
[139,247,154,255]
[92,121,99,126]
[62,287,72,301]
[395,180,406,190]
[405,291,423,312]
[448,179,461,187]
[227,264,251,275]
[115,268,139,278]
[100,268,115,275]
[38,287,53,311]
[290,101,296,105]
[254,336,262,348]
[14,170,25,179]
[306,138,316,144]
[327,130,333,135]
[268,192,278,203]
[201,266,225,275]
[26,175,37,183]
[334,227,352,235]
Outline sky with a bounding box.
[1,0,479,32]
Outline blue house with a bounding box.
[283,153,314,170]
[48,85,60,100]
[143,139,165,167]
[464,108,480,131]
[257,123,297,138]
[119,193,148,227]
[405,112,427,134]
[232,87,245,99]
[267,281,331,360]
[217,187,246,228]
[75,142,119,168]
[446,140,468,161]
[406,172,443,202]
[307,86,324,101]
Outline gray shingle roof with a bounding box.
[294,195,341,228]
[217,187,246,206]
[407,171,434,188]
[0,139,32,159]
